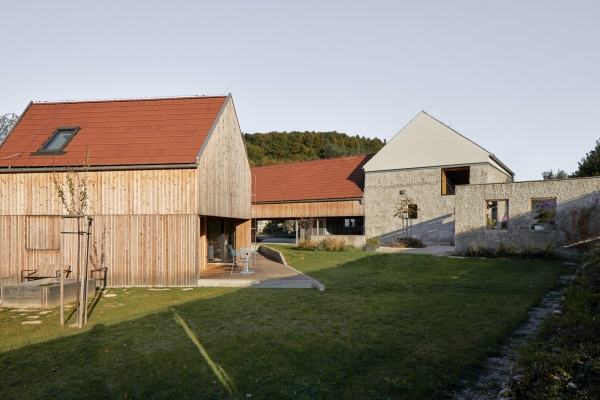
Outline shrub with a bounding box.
[297,238,318,251]
[458,242,557,260]
[296,238,361,252]
[388,237,426,248]
[322,237,345,252]
[365,236,381,247]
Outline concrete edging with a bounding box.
[258,245,326,291]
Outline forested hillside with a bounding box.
[245,131,384,167]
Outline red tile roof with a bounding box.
[0,96,228,168]
[251,155,373,203]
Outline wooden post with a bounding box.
[60,270,64,327]
[83,216,93,325]
[77,216,84,329]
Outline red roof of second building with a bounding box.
[251,155,372,203]
[0,96,227,168]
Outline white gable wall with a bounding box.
[364,112,509,175]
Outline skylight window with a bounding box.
[35,127,80,154]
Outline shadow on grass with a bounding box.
[0,254,568,400]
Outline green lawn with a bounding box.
[0,247,569,399]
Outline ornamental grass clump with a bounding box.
[388,237,425,248]
[458,242,557,260]
[296,237,361,252]
[365,236,381,247]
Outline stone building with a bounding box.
[363,112,513,245]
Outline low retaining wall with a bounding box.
[310,235,366,247]
[0,278,96,308]
[258,245,325,291]
[258,245,288,265]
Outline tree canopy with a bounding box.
[541,169,568,180]
[0,113,18,144]
[245,131,384,167]
[572,139,600,178]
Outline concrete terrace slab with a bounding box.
[198,252,320,289]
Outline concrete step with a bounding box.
[250,279,315,289]
[197,278,316,289]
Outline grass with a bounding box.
[0,247,569,399]
[509,247,600,398]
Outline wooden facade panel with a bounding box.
[87,215,200,287]
[1,214,200,286]
[252,200,364,219]
[26,216,60,250]
[197,98,251,219]
[0,216,63,281]
[235,219,252,250]
[0,169,197,216]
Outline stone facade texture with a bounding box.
[364,164,511,245]
[455,176,600,257]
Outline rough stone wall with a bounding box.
[455,177,600,257]
[364,164,509,245]
[486,164,513,183]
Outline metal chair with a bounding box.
[227,246,244,275]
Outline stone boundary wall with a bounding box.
[455,176,600,257]
[364,164,511,245]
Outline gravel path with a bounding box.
[453,274,571,400]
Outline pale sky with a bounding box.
[1,1,599,181]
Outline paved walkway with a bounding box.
[198,252,320,289]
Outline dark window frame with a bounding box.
[30,126,80,155]
[441,166,470,195]
[407,203,418,219]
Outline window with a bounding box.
[441,167,470,195]
[407,204,418,219]
[485,200,508,230]
[531,198,557,230]
[32,127,80,154]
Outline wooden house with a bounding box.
[251,155,371,244]
[0,95,251,286]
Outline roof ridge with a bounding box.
[32,95,228,106]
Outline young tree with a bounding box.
[572,139,600,177]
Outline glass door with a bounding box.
[207,219,236,264]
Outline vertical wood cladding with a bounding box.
[0,169,198,216]
[1,215,200,286]
[235,219,252,250]
[26,216,60,250]
[197,98,251,219]
[252,200,364,219]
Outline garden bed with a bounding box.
[0,278,96,308]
